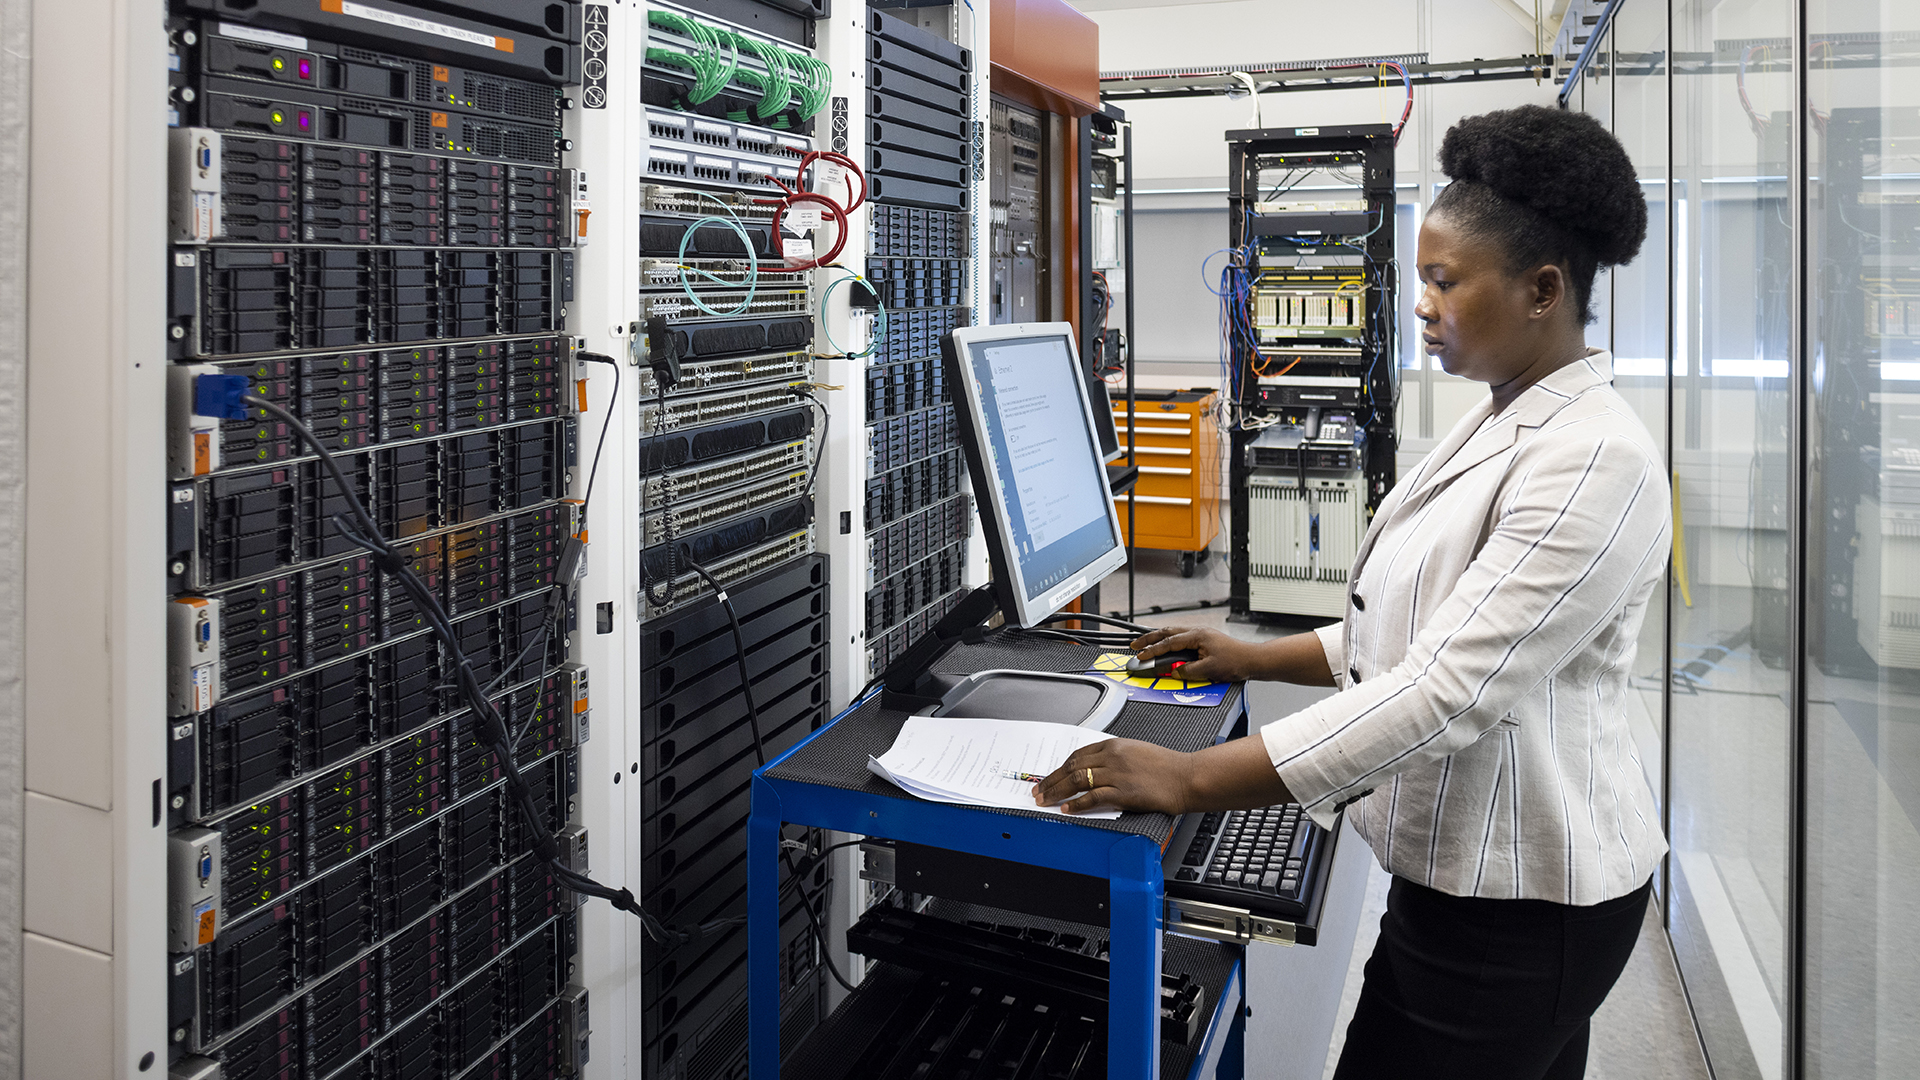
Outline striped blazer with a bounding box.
[1261,352,1670,905]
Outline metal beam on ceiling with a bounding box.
[1098,55,1559,103]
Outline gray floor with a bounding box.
[1109,543,1712,1080]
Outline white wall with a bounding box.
[1074,0,1562,440]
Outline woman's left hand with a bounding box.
[1033,737,1198,816]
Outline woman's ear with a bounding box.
[1530,264,1567,318]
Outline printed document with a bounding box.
[868,714,1121,819]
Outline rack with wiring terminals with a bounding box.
[1221,122,1400,619]
[633,1,854,1075]
[854,7,977,681]
[161,2,603,1078]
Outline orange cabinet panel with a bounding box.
[1110,390,1220,556]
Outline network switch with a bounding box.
[642,438,814,512]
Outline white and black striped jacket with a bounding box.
[1263,351,1670,905]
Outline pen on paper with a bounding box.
[1001,770,1046,783]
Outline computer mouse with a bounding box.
[1125,649,1201,678]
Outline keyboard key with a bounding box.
[1176,868,1198,881]
[1205,870,1224,885]
[1260,870,1281,893]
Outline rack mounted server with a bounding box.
[163,3,590,1078]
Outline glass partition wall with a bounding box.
[1586,2,1920,1077]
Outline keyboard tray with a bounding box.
[1161,806,1341,947]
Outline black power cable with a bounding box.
[683,559,857,994]
[232,377,733,949]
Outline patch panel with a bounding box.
[641,141,801,194]
[644,108,811,163]
[640,6,827,135]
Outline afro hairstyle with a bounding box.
[1430,104,1648,324]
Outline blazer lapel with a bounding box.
[1346,395,1494,577]
[1348,352,1615,580]
[1401,352,1616,505]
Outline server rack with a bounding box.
[857,8,976,681]
[1224,125,1398,619]
[161,3,591,1078]
[633,2,838,1075]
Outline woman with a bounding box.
[1034,105,1668,1079]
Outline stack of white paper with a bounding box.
[867,714,1122,820]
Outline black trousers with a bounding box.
[1331,875,1652,1079]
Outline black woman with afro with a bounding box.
[1031,105,1669,1078]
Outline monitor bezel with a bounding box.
[944,322,1130,630]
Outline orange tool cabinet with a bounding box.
[1113,389,1221,577]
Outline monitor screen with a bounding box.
[947,323,1128,627]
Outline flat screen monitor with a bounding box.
[945,322,1129,629]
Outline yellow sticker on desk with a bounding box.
[1088,653,1229,707]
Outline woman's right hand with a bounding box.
[1128,625,1265,684]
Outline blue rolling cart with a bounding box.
[746,635,1333,1080]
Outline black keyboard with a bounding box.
[1162,805,1323,918]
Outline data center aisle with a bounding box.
[1115,539,1711,1079]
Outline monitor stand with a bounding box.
[877,585,1127,732]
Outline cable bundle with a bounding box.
[649,9,834,124]
[759,150,867,271]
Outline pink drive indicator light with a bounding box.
[297,58,313,80]
[296,111,312,131]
